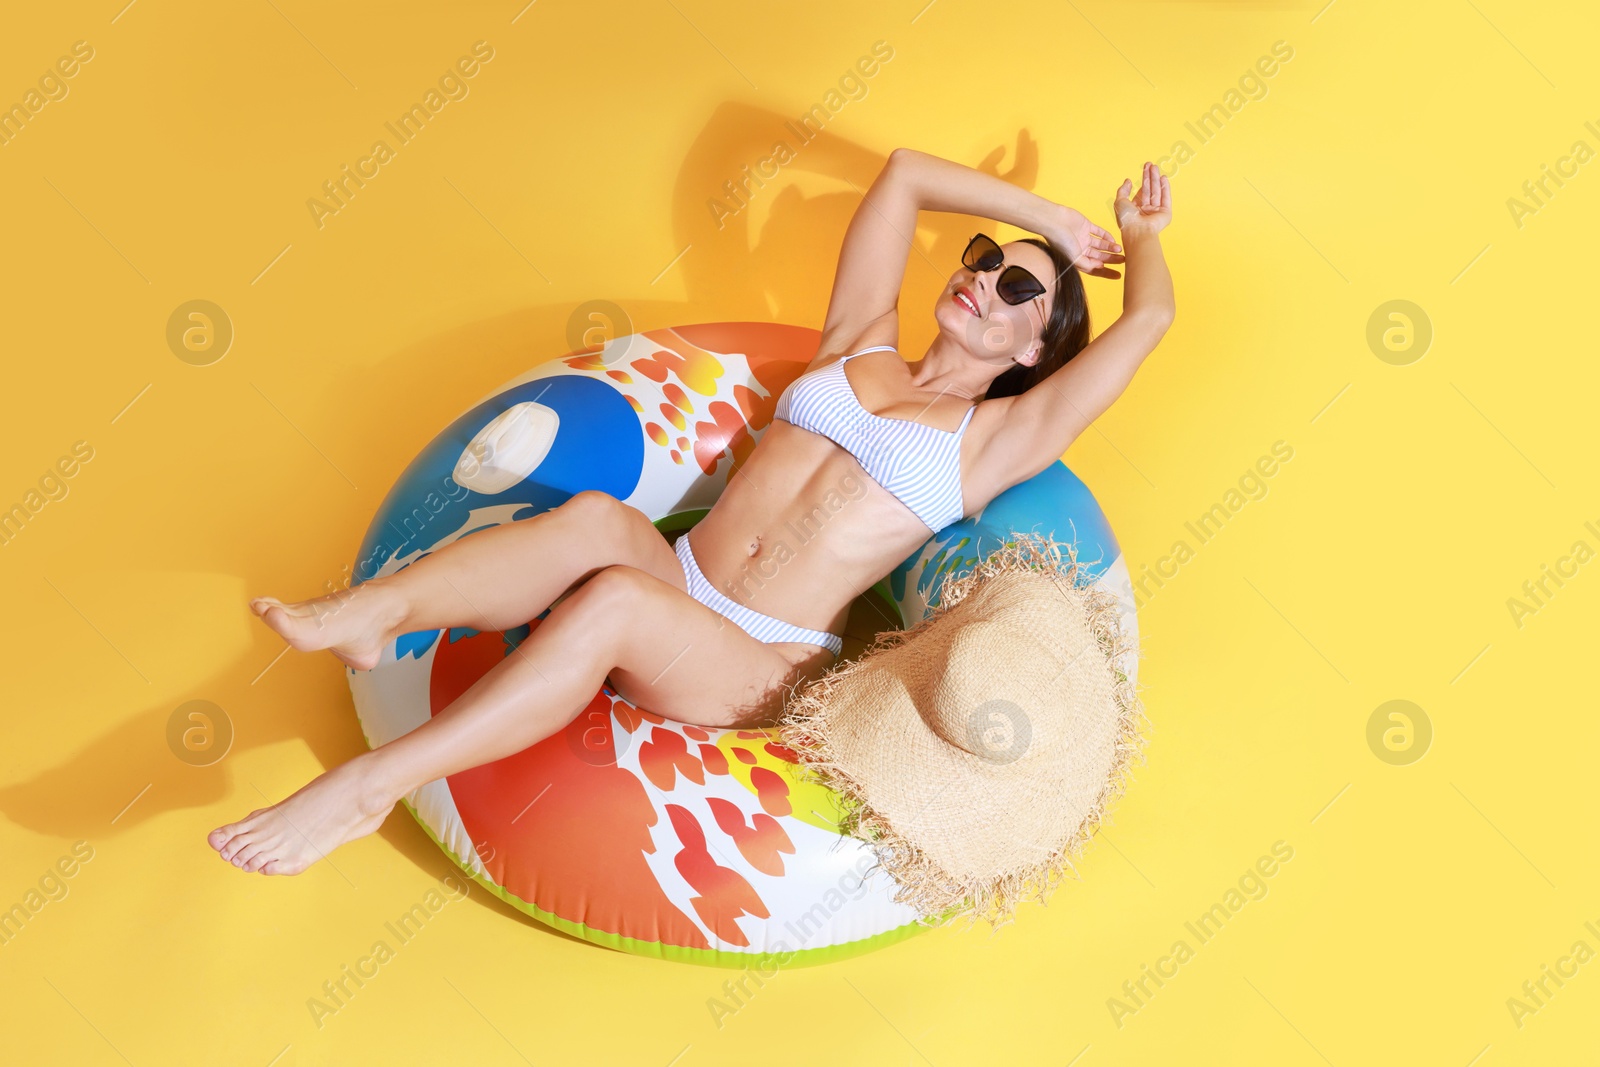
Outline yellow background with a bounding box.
[2,1,1595,1063]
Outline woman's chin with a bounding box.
[935,310,994,354]
[934,305,975,338]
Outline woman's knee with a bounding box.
[556,491,656,545]
[558,489,618,519]
[557,490,632,526]
[560,564,659,618]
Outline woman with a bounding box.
[208,149,1174,876]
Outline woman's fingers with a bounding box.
[1071,222,1121,260]
[1073,243,1127,276]
[1105,162,1171,238]
[1081,238,1126,262]
[1084,224,1118,252]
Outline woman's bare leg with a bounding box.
[250,491,686,670]
[208,563,831,876]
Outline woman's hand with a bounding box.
[1051,205,1125,279]
[1113,162,1172,239]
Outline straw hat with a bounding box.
[778,532,1149,930]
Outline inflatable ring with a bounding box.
[348,322,1138,967]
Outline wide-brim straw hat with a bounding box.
[778,531,1149,930]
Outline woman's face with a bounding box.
[936,239,1054,366]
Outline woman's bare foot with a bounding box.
[207,759,398,876]
[250,582,407,671]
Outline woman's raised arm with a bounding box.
[977,162,1174,489]
[818,147,1122,351]
[816,149,921,346]
[889,146,1123,277]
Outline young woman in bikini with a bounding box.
[208,150,1174,875]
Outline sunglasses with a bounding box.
[961,233,1048,306]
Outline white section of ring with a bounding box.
[453,401,560,494]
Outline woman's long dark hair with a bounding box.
[982,237,1091,399]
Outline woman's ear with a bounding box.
[1017,343,1042,369]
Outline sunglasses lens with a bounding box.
[997,266,1046,305]
[963,234,1003,272]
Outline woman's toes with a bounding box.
[261,604,298,637]
[221,834,253,863]
[206,764,393,876]
[255,598,315,639]
[210,828,236,857]
[270,855,307,877]
[248,587,396,670]
[209,809,265,852]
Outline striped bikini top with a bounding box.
[772,345,975,532]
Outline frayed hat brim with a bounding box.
[777,532,1151,931]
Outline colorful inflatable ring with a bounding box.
[348,322,1139,967]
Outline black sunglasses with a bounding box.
[961,233,1048,306]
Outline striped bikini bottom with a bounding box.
[673,530,843,658]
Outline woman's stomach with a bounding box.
[689,421,935,635]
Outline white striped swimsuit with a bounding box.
[772,345,975,532]
[669,346,974,657]
[674,533,844,657]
